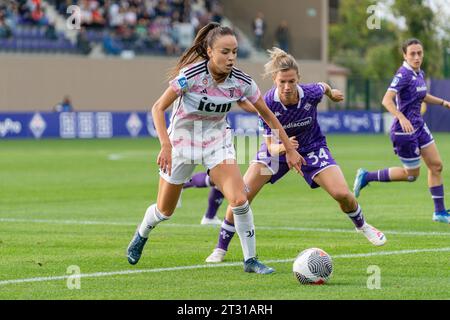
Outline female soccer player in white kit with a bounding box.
[126,22,304,274]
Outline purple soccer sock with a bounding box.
[430,185,446,213]
[183,172,210,189]
[346,204,365,228]
[216,219,235,251]
[366,168,391,182]
[205,187,225,219]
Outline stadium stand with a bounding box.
[0,0,251,57]
[0,0,78,53]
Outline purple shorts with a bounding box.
[390,124,434,169]
[253,144,338,189]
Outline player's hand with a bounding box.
[157,143,172,176]
[443,100,450,109]
[329,89,344,102]
[289,136,299,150]
[285,149,306,176]
[398,114,414,133]
[279,136,299,155]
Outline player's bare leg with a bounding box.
[127,178,183,265]
[209,160,274,273]
[421,143,449,223]
[206,162,271,263]
[315,166,386,246]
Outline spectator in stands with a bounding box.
[54,95,74,112]
[154,0,171,18]
[210,1,223,24]
[76,26,92,55]
[275,20,290,53]
[0,11,12,39]
[30,3,48,26]
[44,21,58,40]
[252,11,265,51]
[103,30,122,55]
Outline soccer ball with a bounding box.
[293,248,333,285]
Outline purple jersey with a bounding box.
[259,83,327,155]
[388,61,427,132]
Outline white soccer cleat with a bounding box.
[200,216,222,225]
[205,248,226,263]
[356,223,387,246]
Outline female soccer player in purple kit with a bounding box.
[353,39,450,224]
[126,23,304,274]
[205,47,386,263]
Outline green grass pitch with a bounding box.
[0,134,449,300]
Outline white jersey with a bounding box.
[168,60,261,157]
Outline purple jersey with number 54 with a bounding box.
[255,83,338,188]
[259,83,328,156]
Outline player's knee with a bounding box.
[331,189,352,202]
[429,162,443,175]
[228,193,248,208]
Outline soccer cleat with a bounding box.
[356,223,386,246]
[205,248,227,263]
[200,216,222,225]
[244,257,275,274]
[432,210,450,224]
[127,229,148,265]
[353,168,369,198]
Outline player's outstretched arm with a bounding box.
[151,87,179,176]
[424,94,450,109]
[318,82,344,102]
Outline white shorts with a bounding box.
[159,138,236,185]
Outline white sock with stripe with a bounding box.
[232,201,256,261]
[138,204,170,238]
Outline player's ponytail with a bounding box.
[169,22,235,79]
[263,47,300,79]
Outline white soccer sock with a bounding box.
[232,201,256,261]
[138,204,170,238]
[205,175,211,187]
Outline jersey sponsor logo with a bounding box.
[283,117,312,130]
[416,86,427,92]
[390,76,400,87]
[198,97,232,113]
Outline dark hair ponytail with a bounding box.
[169,22,235,78]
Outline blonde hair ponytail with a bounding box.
[263,47,299,79]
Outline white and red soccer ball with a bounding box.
[293,248,333,285]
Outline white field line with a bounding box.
[0,247,449,286]
[0,217,449,237]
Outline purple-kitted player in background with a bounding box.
[205,47,387,263]
[182,101,259,226]
[183,171,224,225]
[353,39,450,224]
